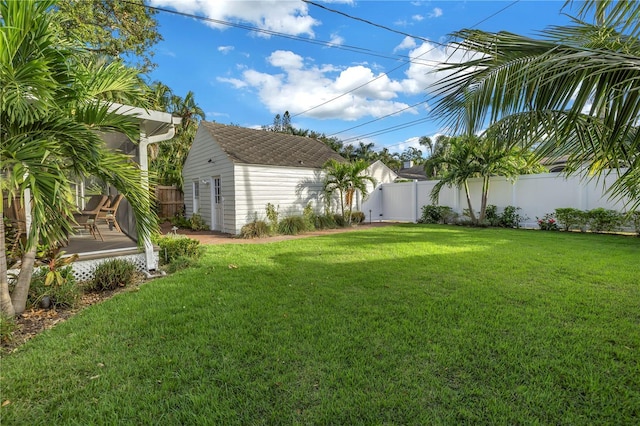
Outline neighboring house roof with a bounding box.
[200,121,345,168]
[395,164,428,181]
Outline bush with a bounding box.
[28,266,81,309]
[90,259,137,291]
[537,213,559,231]
[419,205,457,224]
[278,215,308,235]
[265,203,279,232]
[630,211,640,236]
[500,205,526,228]
[189,213,209,231]
[587,208,623,233]
[165,256,199,274]
[170,214,191,229]
[555,208,584,231]
[156,235,202,265]
[240,220,270,239]
[333,214,347,227]
[314,214,337,230]
[350,211,365,224]
[484,205,501,227]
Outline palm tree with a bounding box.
[431,0,640,209]
[1,0,155,315]
[322,159,376,224]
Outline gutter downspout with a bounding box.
[139,122,177,272]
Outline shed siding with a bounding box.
[232,164,326,234]
[183,127,235,230]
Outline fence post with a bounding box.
[413,180,418,223]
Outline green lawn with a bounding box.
[2,225,639,424]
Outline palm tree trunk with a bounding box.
[479,176,490,223]
[463,180,477,223]
[11,246,37,315]
[0,218,16,317]
[339,189,345,219]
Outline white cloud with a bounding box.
[429,7,443,18]
[394,36,417,52]
[412,14,424,22]
[218,45,234,54]
[219,49,416,121]
[328,32,345,47]
[148,0,320,37]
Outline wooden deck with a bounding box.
[64,223,139,258]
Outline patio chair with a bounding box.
[98,193,124,232]
[73,195,109,241]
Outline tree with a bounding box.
[353,141,376,161]
[53,0,162,72]
[429,134,544,224]
[419,136,433,157]
[400,147,424,164]
[1,0,155,315]
[148,86,205,188]
[431,0,640,210]
[424,135,452,178]
[322,160,376,224]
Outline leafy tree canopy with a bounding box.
[52,0,161,72]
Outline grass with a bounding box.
[1,225,639,424]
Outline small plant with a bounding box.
[303,203,316,231]
[240,220,271,239]
[0,312,16,344]
[189,212,209,231]
[165,256,199,274]
[29,266,81,309]
[350,211,365,224]
[90,259,136,291]
[484,205,501,227]
[278,215,308,235]
[555,208,584,231]
[170,214,191,229]
[537,213,559,231]
[314,214,337,230]
[265,203,279,232]
[500,205,526,228]
[333,214,346,227]
[36,246,78,287]
[156,235,203,265]
[587,208,623,233]
[419,204,442,224]
[630,211,640,236]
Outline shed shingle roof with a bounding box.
[200,121,345,168]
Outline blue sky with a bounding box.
[146,0,578,154]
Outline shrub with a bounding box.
[156,235,202,265]
[419,205,441,224]
[0,313,16,344]
[90,259,137,291]
[587,208,623,233]
[350,211,365,224]
[165,256,199,274]
[170,214,191,229]
[500,205,526,228]
[333,214,347,227]
[537,213,559,231]
[630,211,640,236]
[484,205,501,227]
[28,266,81,309]
[265,203,279,232]
[314,214,337,230]
[240,220,270,239]
[278,215,308,235]
[555,208,584,231]
[189,213,209,231]
[303,203,316,231]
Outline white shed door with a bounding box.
[211,176,223,231]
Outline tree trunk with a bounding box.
[338,189,345,219]
[463,180,477,224]
[479,176,490,223]
[0,218,16,317]
[11,246,37,315]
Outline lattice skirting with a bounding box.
[7,252,159,284]
[71,252,159,282]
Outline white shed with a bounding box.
[182,122,346,234]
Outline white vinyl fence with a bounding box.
[362,171,634,228]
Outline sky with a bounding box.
[145,0,579,155]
